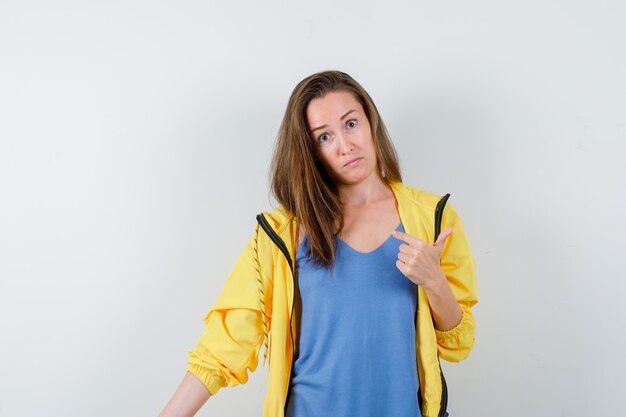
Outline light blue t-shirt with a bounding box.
[285,222,422,417]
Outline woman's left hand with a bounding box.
[391,228,455,290]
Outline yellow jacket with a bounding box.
[187,180,478,417]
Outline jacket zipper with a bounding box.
[434,193,450,242]
[255,213,296,414]
[434,193,450,417]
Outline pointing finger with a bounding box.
[391,230,424,247]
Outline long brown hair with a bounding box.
[269,70,402,269]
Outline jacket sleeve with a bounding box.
[434,201,478,362]
[186,224,274,395]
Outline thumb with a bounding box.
[433,227,455,254]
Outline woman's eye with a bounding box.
[346,120,357,128]
[318,133,330,143]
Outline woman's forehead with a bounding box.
[306,91,363,124]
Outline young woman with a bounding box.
[158,70,478,417]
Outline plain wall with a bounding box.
[1,1,625,416]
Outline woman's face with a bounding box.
[306,90,378,187]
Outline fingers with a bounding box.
[433,228,455,254]
[397,245,436,265]
[397,250,411,264]
[391,230,424,247]
[394,228,454,275]
[395,259,410,277]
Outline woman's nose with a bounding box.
[336,133,354,154]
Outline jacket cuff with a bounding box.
[186,363,226,396]
[434,308,471,344]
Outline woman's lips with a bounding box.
[344,157,362,167]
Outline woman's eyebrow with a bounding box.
[310,109,357,133]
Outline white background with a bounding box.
[1,1,625,416]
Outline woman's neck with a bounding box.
[337,175,392,208]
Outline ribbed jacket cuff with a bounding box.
[186,363,225,396]
[434,308,471,343]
